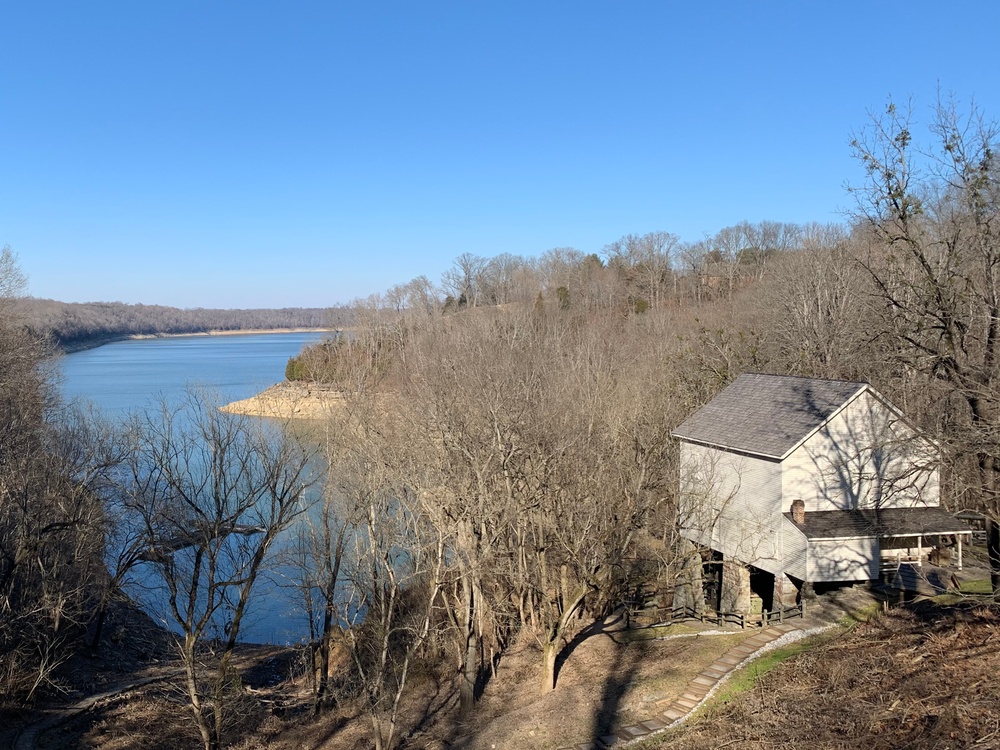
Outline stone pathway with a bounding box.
[558,622,801,750]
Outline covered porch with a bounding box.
[874,507,973,574]
[787,506,973,583]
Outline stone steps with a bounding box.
[557,624,799,750]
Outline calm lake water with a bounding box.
[59,331,327,417]
[59,331,329,644]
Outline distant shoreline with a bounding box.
[60,328,334,354]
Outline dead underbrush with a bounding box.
[37,619,752,749]
[38,593,999,749]
[252,623,750,750]
[660,600,1000,750]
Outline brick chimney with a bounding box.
[791,498,806,525]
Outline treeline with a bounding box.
[285,221,805,383]
[16,297,347,350]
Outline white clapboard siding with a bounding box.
[781,390,939,512]
[679,441,782,572]
[808,537,879,582]
[780,516,808,580]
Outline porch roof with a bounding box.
[783,507,971,540]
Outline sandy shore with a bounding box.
[62,328,334,353]
[220,381,343,420]
[130,327,334,341]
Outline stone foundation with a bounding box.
[673,538,705,613]
[720,560,750,612]
[773,572,800,609]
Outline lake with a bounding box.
[59,331,328,417]
[59,331,329,644]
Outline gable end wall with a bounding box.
[781,391,940,513]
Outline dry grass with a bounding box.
[656,601,1000,750]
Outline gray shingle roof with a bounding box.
[783,507,971,540]
[672,373,867,459]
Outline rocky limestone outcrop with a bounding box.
[220,382,343,420]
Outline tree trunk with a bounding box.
[540,639,559,694]
[539,584,590,694]
[988,517,1000,600]
[89,601,108,651]
[314,615,334,713]
[315,530,345,714]
[183,636,216,750]
[459,574,476,717]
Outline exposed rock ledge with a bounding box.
[220,382,343,420]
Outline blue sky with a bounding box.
[2,2,998,308]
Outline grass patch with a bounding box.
[702,625,846,711]
[709,638,815,706]
[836,600,883,627]
[959,578,992,595]
[932,578,992,605]
[931,593,963,605]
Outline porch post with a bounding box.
[917,534,922,567]
[957,535,963,571]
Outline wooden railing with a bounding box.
[625,592,806,630]
[880,553,923,572]
[666,603,804,629]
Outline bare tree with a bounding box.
[849,94,1000,593]
[678,240,710,304]
[478,252,530,306]
[442,253,489,309]
[341,481,444,750]
[603,231,679,309]
[0,249,114,704]
[120,390,316,750]
[752,225,875,379]
[390,304,682,698]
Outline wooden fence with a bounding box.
[660,603,805,629]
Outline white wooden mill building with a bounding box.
[673,374,971,609]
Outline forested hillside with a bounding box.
[16,296,347,350]
[3,97,999,750]
[263,98,1000,748]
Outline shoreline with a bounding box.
[219,381,343,420]
[60,328,334,354]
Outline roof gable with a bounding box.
[672,373,868,459]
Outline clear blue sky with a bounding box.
[3,1,998,308]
